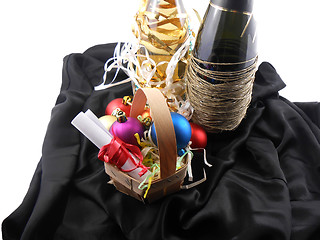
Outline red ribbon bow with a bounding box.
[98,135,149,177]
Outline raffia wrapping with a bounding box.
[185,55,258,132]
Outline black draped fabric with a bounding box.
[2,43,320,240]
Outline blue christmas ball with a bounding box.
[151,112,192,150]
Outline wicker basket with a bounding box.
[104,88,189,203]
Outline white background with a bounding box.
[1,0,319,236]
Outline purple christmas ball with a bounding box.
[110,117,145,146]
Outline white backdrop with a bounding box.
[1,0,319,234]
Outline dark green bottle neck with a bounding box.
[210,0,254,13]
[193,0,257,71]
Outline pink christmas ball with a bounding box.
[110,117,144,146]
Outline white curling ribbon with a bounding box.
[147,127,156,147]
[94,37,193,117]
[187,152,194,181]
[141,146,159,160]
[143,130,150,144]
[96,42,140,91]
[182,169,207,190]
[182,144,212,188]
[141,147,155,158]
[188,145,212,168]
[71,109,150,181]
[165,36,191,86]
[177,100,194,121]
[140,59,157,82]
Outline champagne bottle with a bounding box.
[134,0,189,110]
[193,0,257,78]
[186,0,258,132]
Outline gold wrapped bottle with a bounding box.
[134,0,189,110]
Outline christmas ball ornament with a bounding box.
[138,108,152,128]
[105,97,131,117]
[151,112,191,150]
[110,111,144,146]
[99,115,117,131]
[141,116,152,128]
[141,108,152,121]
[190,122,207,149]
[178,148,186,157]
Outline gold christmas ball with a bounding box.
[99,115,117,131]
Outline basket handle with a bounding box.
[130,88,177,179]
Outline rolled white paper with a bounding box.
[71,111,150,181]
[72,111,111,149]
[84,109,110,134]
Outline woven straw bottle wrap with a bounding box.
[186,0,258,132]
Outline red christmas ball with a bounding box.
[190,122,207,149]
[105,98,131,117]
